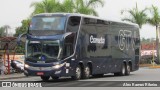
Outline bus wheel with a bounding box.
[51,76,59,80]
[41,76,50,81]
[114,64,125,76]
[71,65,82,80]
[125,64,130,75]
[83,66,91,79]
[120,63,126,76]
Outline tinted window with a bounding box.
[67,16,81,32]
[30,16,66,30]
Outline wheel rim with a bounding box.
[76,67,81,79]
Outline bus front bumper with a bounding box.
[24,65,66,77]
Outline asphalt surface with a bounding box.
[2,67,160,81]
[1,67,160,87]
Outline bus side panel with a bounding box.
[78,18,140,75]
[109,23,140,72]
[80,18,114,74]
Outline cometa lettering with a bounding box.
[90,35,105,44]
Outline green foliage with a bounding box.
[30,0,61,16]
[14,19,30,37]
[15,45,25,54]
[147,5,160,63]
[59,0,74,13]
[14,19,30,54]
[74,0,104,16]
[30,0,104,16]
[147,5,160,27]
[141,38,156,44]
[0,25,10,37]
[121,3,148,28]
[0,27,6,37]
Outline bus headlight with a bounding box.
[25,64,30,68]
[52,64,61,69]
[52,62,66,70]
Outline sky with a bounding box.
[0,0,160,39]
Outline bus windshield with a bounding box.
[30,16,66,30]
[26,40,61,60]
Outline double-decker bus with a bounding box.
[18,13,140,81]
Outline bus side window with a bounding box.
[64,43,73,57]
[63,33,76,58]
[67,16,81,32]
[102,34,109,49]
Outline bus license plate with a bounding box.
[37,72,44,75]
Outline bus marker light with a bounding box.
[71,58,75,61]
[66,69,69,73]
[66,63,70,67]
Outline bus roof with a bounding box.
[34,13,139,28]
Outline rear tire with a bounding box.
[121,64,126,76]
[82,66,91,79]
[41,76,50,81]
[114,63,125,76]
[125,64,130,75]
[71,65,82,80]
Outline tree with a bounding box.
[73,0,104,16]
[14,19,30,37]
[0,27,5,37]
[14,19,30,54]
[30,0,62,15]
[3,25,11,36]
[30,0,104,16]
[121,3,148,28]
[147,5,160,64]
[148,5,160,32]
[141,38,156,44]
[59,0,74,13]
[0,25,11,37]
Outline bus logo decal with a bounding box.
[90,35,105,44]
[118,30,135,51]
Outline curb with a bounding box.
[140,64,160,69]
[149,65,160,69]
[0,74,26,80]
[139,64,152,67]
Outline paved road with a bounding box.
[1,67,160,87]
[3,67,160,81]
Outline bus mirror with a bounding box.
[17,33,27,45]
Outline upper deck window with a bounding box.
[30,16,66,31]
[66,16,81,32]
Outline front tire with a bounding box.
[71,65,82,80]
[41,76,50,81]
